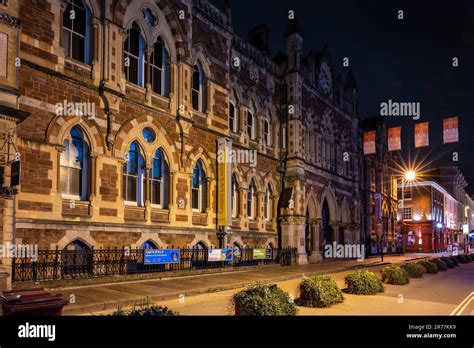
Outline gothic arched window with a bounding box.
[150,148,169,208]
[150,37,170,96]
[60,126,90,200]
[124,22,146,87]
[123,141,145,205]
[192,62,206,112]
[247,180,257,219]
[192,160,207,212]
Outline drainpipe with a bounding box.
[98,0,111,150]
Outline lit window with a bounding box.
[123,141,145,205]
[192,160,207,212]
[403,207,412,220]
[124,22,145,87]
[60,126,89,200]
[407,231,415,246]
[403,187,412,199]
[62,0,92,64]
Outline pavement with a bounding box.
[50,252,451,315]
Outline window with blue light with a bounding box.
[124,22,145,87]
[62,0,92,64]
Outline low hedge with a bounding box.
[233,284,297,316]
[449,256,460,266]
[401,262,426,278]
[467,254,474,262]
[432,258,448,271]
[441,257,455,268]
[345,270,384,295]
[456,254,471,263]
[380,265,409,285]
[298,276,344,308]
[419,260,438,274]
[113,305,179,316]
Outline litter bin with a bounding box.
[1,288,69,316]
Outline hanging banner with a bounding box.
[144,249,180,265]
[363,131,376,155]
[414,122,429,148]
[387,127,401,151]
[217,138,232,227]
[443,116,459,144]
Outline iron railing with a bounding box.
[12,246,297,282]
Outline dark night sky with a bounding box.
[213,0,474,194]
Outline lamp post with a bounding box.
[400,170,416,254]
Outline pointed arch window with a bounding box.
[247,109,255,140]
[264,184,273,221]
[229,101,237,132]
[231,174,239,218]
[192,62,207,112]
[150,38,170,96]
[264,119,271,146]
[124,22,145,87]
[150,148,169,208]
[192,160,207,212]
[60,126,89,200]
[62,0,92,64]
[247,180,256,219]
[123,141,145,205]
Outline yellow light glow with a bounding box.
[405,170,416,181]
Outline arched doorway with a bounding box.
[62,239,92,278]
[322,199,332,245]
[142,240,158,249]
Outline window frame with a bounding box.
[62,0,92,64]
[123,141,145,206]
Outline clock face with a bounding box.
[318,65,332,95]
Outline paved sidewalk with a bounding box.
[53,252,441,315]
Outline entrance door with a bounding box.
[322,199,332,245]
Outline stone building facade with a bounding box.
[361,117,399,255]
[0,0,364,275]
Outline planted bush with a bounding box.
[441,257,455,268]
[113,305,179,316]
[432,258,448,271]
[298,276,344,308]
[419,260,438,274]
[401,262,425,278]
[467,254,474,262]
[380,265,409,285]
[233,284,297,316]
[449,256,459,266]
[344,270,384,295]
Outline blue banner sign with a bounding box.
[144,249,180,265]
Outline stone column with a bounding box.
[308,220,322,262]
[281,216,308,265]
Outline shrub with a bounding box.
[449,256,459,266]
[401,262,425,278]
[380,265,409,285]
[419,260,438,274]
[298,276,344,308]
[113,305,179,316]
[344,270,384,295]
[432,258,447,271]
[441,257,455,268]
[467,254,474,262]
[233,284,297,316]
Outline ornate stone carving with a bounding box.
[0,13,20,28]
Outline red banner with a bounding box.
[364,131,376,155]
[387,127,401,151]
[443,116,459,144]
[414,122,429,148]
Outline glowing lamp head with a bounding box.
[405,170,416,181]
[436,222,443,228]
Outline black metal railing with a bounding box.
[12,246,297,282]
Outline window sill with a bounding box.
[64,57,92,71]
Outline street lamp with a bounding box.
[400,169,417,253]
